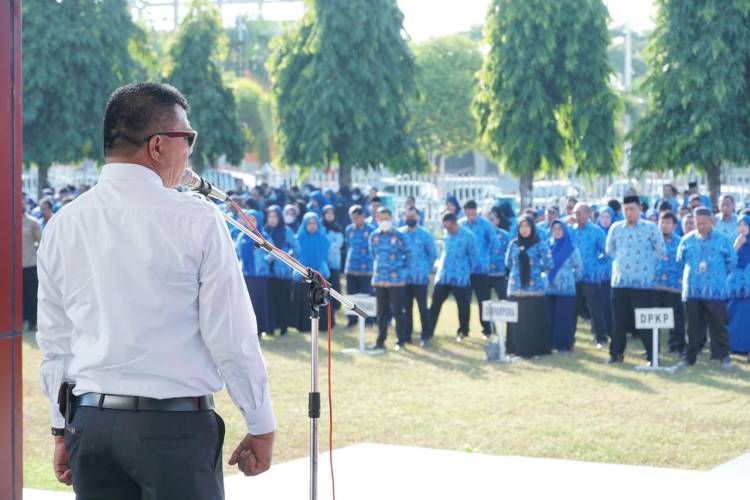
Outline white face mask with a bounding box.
[284,214,296,224]
[379,220,393,232]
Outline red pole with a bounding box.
[0,0,23,498]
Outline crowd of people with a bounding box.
[21,178,750,367]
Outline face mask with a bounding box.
[405,219,417,228]
[284,214,296,224]
[379,220,393,232]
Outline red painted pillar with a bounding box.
[0,0,23,499]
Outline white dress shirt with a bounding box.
[36,163,275,434]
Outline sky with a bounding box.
[137,0,657,36]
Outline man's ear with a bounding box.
[147,135,163,165]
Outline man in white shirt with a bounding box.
[36,82,275,499]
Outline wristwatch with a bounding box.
[51,427,65,437]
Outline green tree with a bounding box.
[23,0,144,198]
[167,0,244,171]
[474,0,618,207]
[267,0,426,188]
[412,34,482,167]
[229,77,274,165]
[224,17,286,87]
[630,0,750,206]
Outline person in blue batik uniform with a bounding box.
[369,207,410,350]
[236,210,275,335]
[571,203,609,346]
[675,208,736,369]
[597,207,615,344]
[345,205,376,326]
[428,212,478,341]
[399,206,438,346]
[682,181,712,210]
[322,205,345,320]
[505,214,553,357]
[714,195,738,240]
[728,215,750,361]
[546,221,582,352]
[488,206,512,300]
[652,212,686,354]
[264,205,300,335]
[535,206,559,240]
[605,195,665,364]
[290,212,331,332]
[459,199,497,337]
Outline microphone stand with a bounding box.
[223,213,367,500]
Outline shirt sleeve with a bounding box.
[197,207,275,435]
[35,223,74,429]
[426,232,438,269]
[605,226,615,257]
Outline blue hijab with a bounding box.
[297,212,331,276]
[598,207,615,235]
[446,194,462,218]
[737,215,750,270]
[249,209,264,228]
[264,205,287,248]
[549,220,575,284]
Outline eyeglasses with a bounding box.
[142,130,198,149]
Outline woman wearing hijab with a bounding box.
[322,205,345,319]
[290,212,331,332]
[283,204,300,232]
[597,207,615,343]
[445,194,463,218]
[729,215,750,361]
[265,205,300,336]
[236,210,275,336]
[546,221,582,352]
[505,214,553,357]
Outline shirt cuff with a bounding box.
[243,400,276,435]
[50,401,65,429]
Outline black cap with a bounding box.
[688,181,698,188]
[623,195,640,205]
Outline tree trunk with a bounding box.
[37,163,50,201]
[706,162,722,209]
[338,163,352,190]
[519,170,533,210]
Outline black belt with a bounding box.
[75,392,214,412]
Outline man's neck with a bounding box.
[355,222,364,229]
[407,226,417,233]
[698,230,711,239]
[663,233,673,242]
[722,213,733,221]
[626,219,639,227]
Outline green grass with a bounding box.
[22,300,750,492]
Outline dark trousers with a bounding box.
[404,284,431,341]
[269,278,292,332]
[429,284,471,337]
[600,281,613,339]
[610,287,654,361]
[328,269,342,311]
[65,407,225,500]
[685,300,730,364]
[489,275,508,300]
[375,286,407,346]
[546,295,576,351]
[22,266,38,329]
[346,273,374,326]
[469,274,492,334]
[575,282,608,343]
[653,290,686,353]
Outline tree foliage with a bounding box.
[167,0,244,171]
[412,34,482,160]
[267,0,426,187]
[229,77,274,165]
[629,0,750,205]
[224,17,286,87]
[474,0,618,206]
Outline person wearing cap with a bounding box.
[605,195,665,364]
[571,203,609,347]
[683,181,712,210]
[715,194,738,240]
[675,207,736,369]
[653,212,686,355]
[459,199,496,337]
[345,204,376,326]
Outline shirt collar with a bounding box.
[98,163,165,188]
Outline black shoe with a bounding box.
[367,343,385,350]
[279,328,287,336]
[605,355,624,364]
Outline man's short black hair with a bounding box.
[660,212,677,225]
[442,212,458,224]
[370,196,381,204]
[608,199,621,213]
[463,199,478,210]
[658,201,673,212]
[102,82,189,156]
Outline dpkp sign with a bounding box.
[635,308,674,329]
[482,300,519,323]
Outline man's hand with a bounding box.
[228,431,274,476]
[53,436,73,485]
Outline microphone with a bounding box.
[180,168,230,202]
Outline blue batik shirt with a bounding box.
[571,222,606,284]
[488,228,512,276]
[677,230,736,301]
[236,230,272,278]
[459,215,496,274]
[729,259,750,299]
[369,229,410,287]
[399,225,438,285]
[606,219,665,289]
[546,248,583,297]
[714,214,738,241]
[269,227,300,280]
[435,227,478,287]
[505,241,553,296]
[345,222,376,275]
[654,235,683,294]
[326,229,344,271]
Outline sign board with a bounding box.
[482,300,518,323]
[635,308,674,329]
[349,294,377,317]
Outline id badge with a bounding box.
[698,260,707,273]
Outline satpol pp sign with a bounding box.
[482,300,519,323]
[635,308,674,330]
